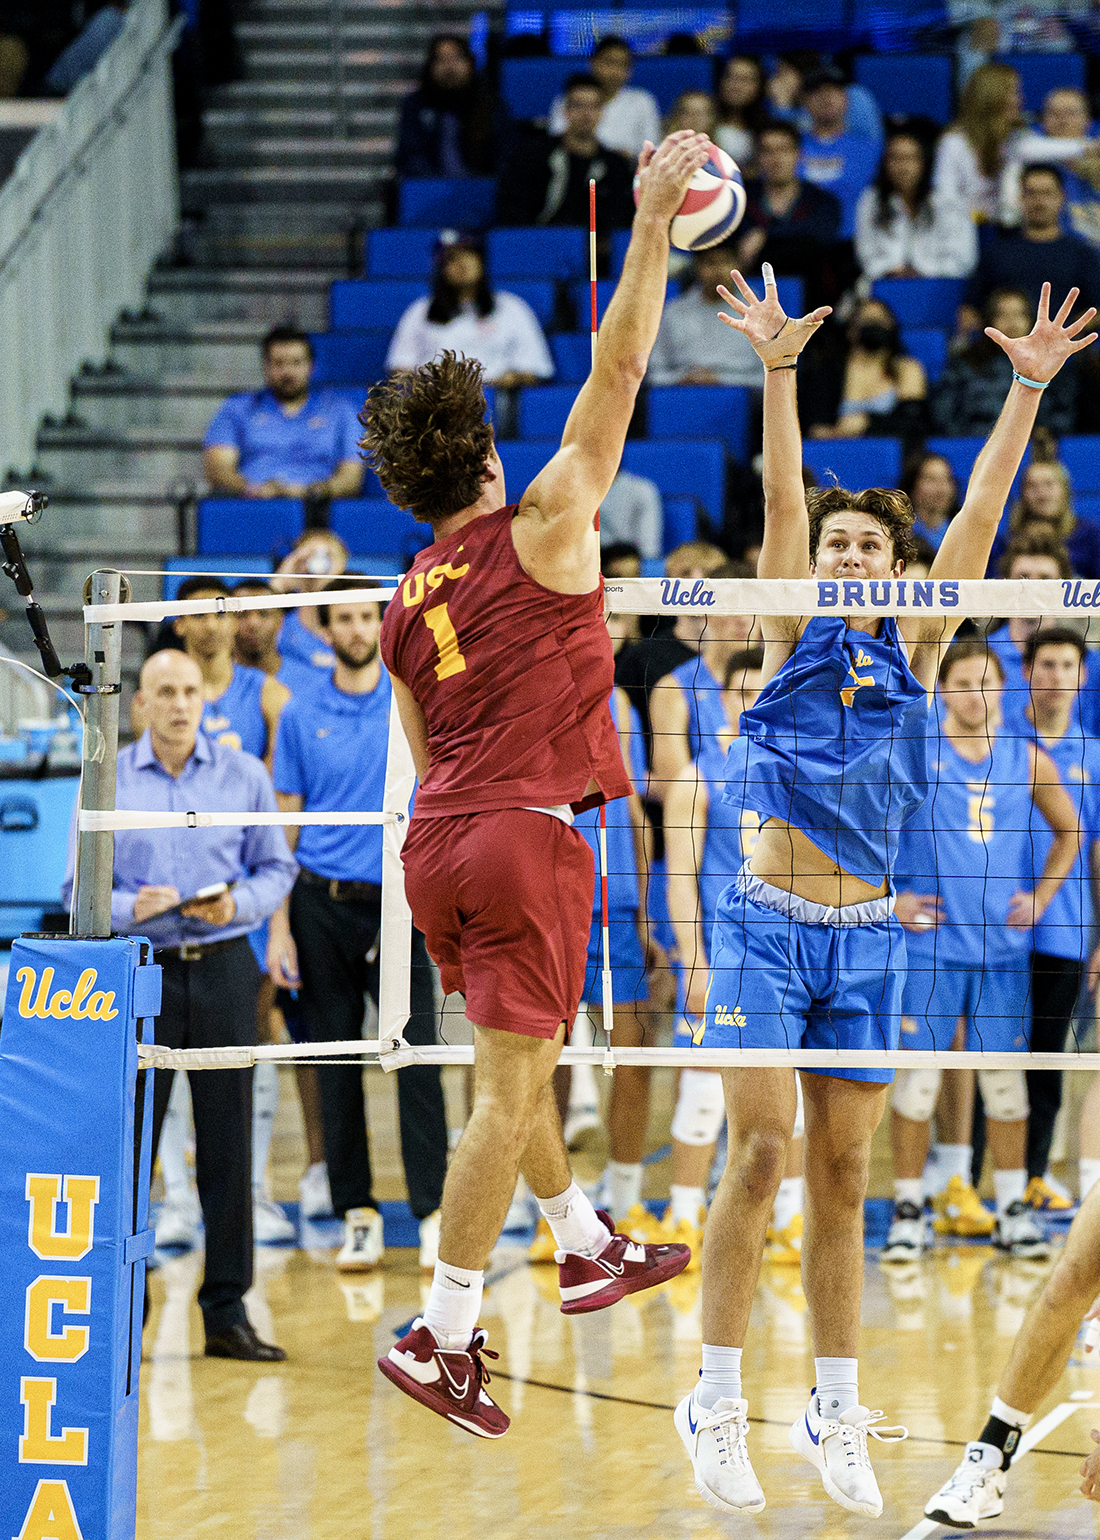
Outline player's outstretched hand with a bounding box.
[987,282,1098,383]
[634,131,712,225]
[717,262,831,370]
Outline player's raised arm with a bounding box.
[931,284,1097,585]
[716,264,830,581]
[516,132,710,572]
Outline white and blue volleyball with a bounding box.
[637,142,746,251]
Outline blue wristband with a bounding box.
[1013,370,1049,390]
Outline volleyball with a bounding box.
[638,141,746,251]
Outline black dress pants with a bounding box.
[290,878,448,1220]
[150,938,260,1334]
[1027,951,1084,1181]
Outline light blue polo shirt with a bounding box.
[273,671,393,884]
[1028,723,1100,962]
[276,611,336,699]
[203,387,361,486]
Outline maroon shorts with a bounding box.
[401,809,595,1038]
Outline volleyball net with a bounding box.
[76,571,1100,1075]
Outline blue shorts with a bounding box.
[581,908,648,1007]
[901,947,1029,1052]
[703,870,905,1084]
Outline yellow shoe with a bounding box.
[527,1216,558,1263]
[660,1213,703,1272]
[1024,1175,1074,1212]
[932,1174,995,1237]
[622,1202,661,1244]
[766,1211,802,1265]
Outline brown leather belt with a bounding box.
[155,936,248,963]
[297,865,381,904]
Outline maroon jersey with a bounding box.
[381,505,632,817]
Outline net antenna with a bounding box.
[591,177,616,1074]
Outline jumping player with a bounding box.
[367,131,710,1439]
[675,268,1095,1517]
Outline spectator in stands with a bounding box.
[713,54,767,166]
[44,2,126,95]
[901,450,959,551]
[936,288,1079,438]
[855,128,977,279]
[394,33,504,178]
[804,296,928,445]
[987,530,1074,706]
[232,580,290,686]
[598,470,665,561]
[765,52,882,144]
[385,231,553,387]
[1022,89,1100,250]
[736,120,841,282]
[963,165,1100,319]
[202,326,364,505]
[601,540,643,654]
[647,239,764,386]
[933,61,1024,223]
[497,73,635,248]
[547,35,660,159]
[268,531,346,696]
[664,88,717,139]
[1008,455,1100,579]
[797,64,881,237]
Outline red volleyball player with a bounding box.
[365,132,709,1438]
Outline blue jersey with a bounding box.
[1027,723,1100,961]
[699,733,758,938]
[897,720,1034,965]
[737,617,929,884]
[202,664,267,758]
[576,696,640,916]
[986,626,1030,730]
[277,612,336,699]
[670,653,729,761]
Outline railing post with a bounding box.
[74,570,122,937]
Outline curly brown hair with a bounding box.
[806,485,918,569]
[359,352,494,525]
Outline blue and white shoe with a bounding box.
[674,1389,765,1513]
[789,1391,907,1517]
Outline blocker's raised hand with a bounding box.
[987,282,1098,383]
[634,131,712,225]
[717,262,831,370]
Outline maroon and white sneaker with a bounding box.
[557,1209,691,1314]
[377,1321,510,1438]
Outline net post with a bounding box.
[74,571,123,938]
[378,684,415,1058]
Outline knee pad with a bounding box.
[792,1073,805,1139]
[892,1067,942,1124]
[671,1069,725,1146]
[978,1068,1029,1122]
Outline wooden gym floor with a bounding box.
[137,1064,1100,1540]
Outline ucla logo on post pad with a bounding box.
[15,968,118,1023]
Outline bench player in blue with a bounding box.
[674,264,1096,1520]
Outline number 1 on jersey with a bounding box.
[424,603,467,681]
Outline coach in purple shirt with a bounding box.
[65,649,296,1360]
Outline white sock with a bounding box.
[252,1060,279,1201]
[993,1168,1026,1219]
[938,1143,974,1187]
[696,1344,743,1408]
[670,1183,706,1226]
[815,1357,859,1417]
[158,1074,197,1206]
[538,1181,610,1258]
[990,1395,1031,1430]
[772,1176,803,1232]
[608,1161,643,1219]
[894,1178,924,1209]
[422,1261,484,1350]
[1080,1157,1100,1200]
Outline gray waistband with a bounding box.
[522,804,575,826]
[736,863,894,928]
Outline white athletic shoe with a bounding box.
[674,1391,765,1514]
[155,1197,201,1250]
[419,1209,441,1270]
[337,1207,384,1271]
[253,1197,296,1245]
[994,1201,1052,1260]
[881,1201,927,1263]
[789,1393,908,1517]
[298,1162,333,1220]
[924,1443,1006,1527]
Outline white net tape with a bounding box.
[79,810,398,831]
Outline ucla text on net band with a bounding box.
[602,576,1100,617]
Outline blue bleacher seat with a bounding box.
[329,499,432,562]
[331,277,557,331]
[551,332,592,383]
[0,774,80,939]
[629,57,714,113]
[735,0,849,45]
[518,384,579,439]
[1057,436,1100,492]
[661,494,698,553]
[163,557,277,600]
[1076,492,1100,524]
[497,439,726,522]
[925,435,1031,501]
[900,326,948,383]
[999,53,1086,116]
[499,56,713,120]
[871,277,967,327]
[801,439,902,491]
[311,330,391,385]
[366,228,440,279]
[648,385,753,463]
[398,178,497,229]
[197,499,305,556]
[569,276,802,330]
[854,55,953,124]
[487,227,588,280]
